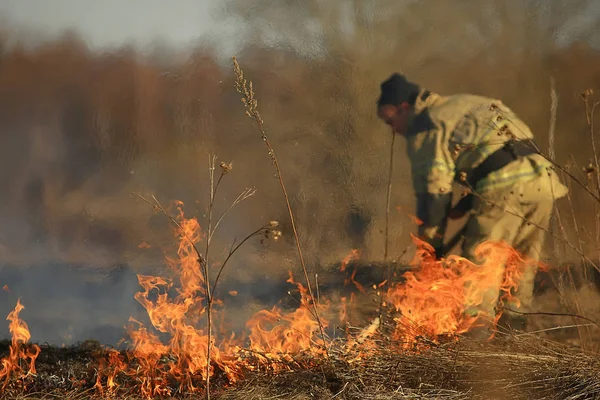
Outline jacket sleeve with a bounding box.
[407,121,456,255]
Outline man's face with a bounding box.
[378,103,412,135]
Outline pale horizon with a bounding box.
[1,0,600,56]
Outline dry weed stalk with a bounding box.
[502,306,600,329]
[548,77,566,261]
[231,56,330,359]
[134,168,272,399]
[378,129,397,322]
[383,130,397,263]
[581,90,600,264]
[546,80,591,349]
[201,156,255,397]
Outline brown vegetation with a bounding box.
[0,3,600,272]
[1,1,600,398]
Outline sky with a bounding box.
[1,1,600,55]
[0,0,243,54]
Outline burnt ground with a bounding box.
[1,329,600,399]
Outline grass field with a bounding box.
[2,2,600,398]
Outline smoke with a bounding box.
[1,1,600,346]
[0,263,145,346]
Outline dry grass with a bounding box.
[2,332,600,400]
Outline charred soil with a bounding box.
[1,333,600,400]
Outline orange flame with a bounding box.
[396,206,424,226]
[245,271,329,366]
[0,197,557,399]
[95,201,242,398]
[338,249,367,294]
[85,202,546,397]
[386,235,542,347]
[339,249,361,272]
[0,300,40,390]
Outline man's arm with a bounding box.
[407,114,459,257]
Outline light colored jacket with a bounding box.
[405,90,567,249]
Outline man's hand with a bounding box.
[433,246,445,259]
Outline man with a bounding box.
[376,73,568,332]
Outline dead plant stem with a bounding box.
[135,175,257,400]
[548,77,563,263]
[583,98,600,266]
[211,225,269,296]
[582,97,600,197]
[203,156,221,400]
[134,193,205,264]
[136,191,213,398]
[232,56,329,359]
[503,307,600,329]
[379,129,396,322]
[210,188,256,243]
[203,157,255,399]
[384,130,396,262]
[562,166,593,346]
[546,81,588,348]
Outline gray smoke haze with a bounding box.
[1,1,600,347]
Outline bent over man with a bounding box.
[376,73,568,333]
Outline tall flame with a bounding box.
[0,300,40,390]
[95,201,242,398]
[386,235,543,346]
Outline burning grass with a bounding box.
[2,332,600,399]
[2,201,598,399]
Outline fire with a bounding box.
[93,201,336,396]
[338,249,367,294]
[339,249,361,272]
[94,348,126,396]
[396,205,424,226]
[386,235,543,346]
[0,300,40,390]
[245,271,329,365]
[0,200,545,398]
[91,205,542,396]
[95,201,243,398]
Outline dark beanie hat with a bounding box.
[377,73,421,107]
